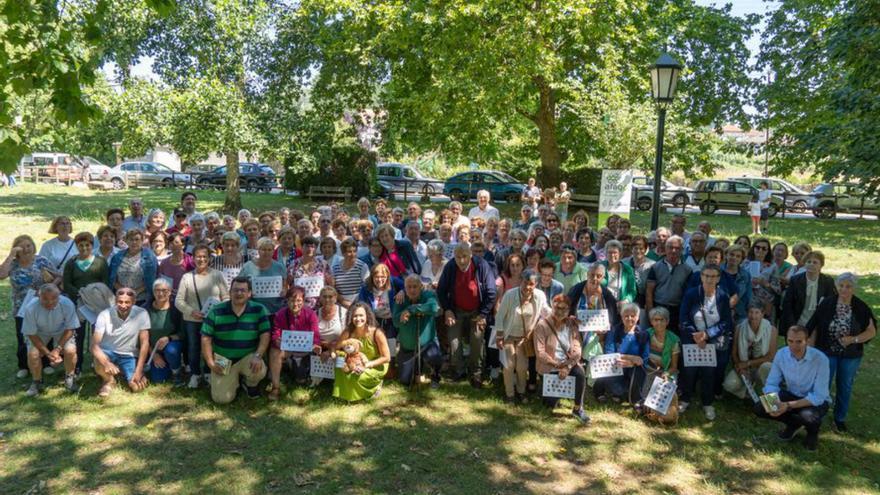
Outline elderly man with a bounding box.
[670,214,691,245]
[201,276,270,403]
[683,231,708,270]
[394,275,442,388]
[180,191,199,218]
[404,221,428,264]
[401,202,422,230]
[420,209,438,242]
[92,288,151,397]
[468,189,500,221]
[437,244,497,388]
[448,201,470,231]
[647,227,671,261]
[122,197,146,233]
[21,284,80,396]
[645,235,693,334]
[754,325,830,451]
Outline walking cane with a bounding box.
[411,313,423,394]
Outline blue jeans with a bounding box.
[148,340,183,383]
[184,321,203,375]
[827,356,861,423]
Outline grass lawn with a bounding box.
[1,183,878,494]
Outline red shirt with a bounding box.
[453,262,480,312]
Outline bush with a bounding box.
[561,165,603,195]
[285,144,378,198]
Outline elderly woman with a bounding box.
[146,279,183,385]
[268,287,321,400]
[534,294,589,423]
[108,229,158,306]
[105,209,126,247]
[1,235,59,377]
[144,208,167,242]
[184,213,208,254]
[240,237,288,314]
[576,228,600,264]
[646,307,680,377]
[496,253,526,301]
[601,240,636,306]
[788,241,812,279]
[333,302,391,401]
[544,230,564,264]
[495,271,550,403]
[495,228,527,273]
[780,250,836,335]
[158,232,194,297]
[748,238,782,319]
[594,302,650,404]
[807,272,876,432]
[420,239,447,290]
[273,226,297,272]
[317,286,348,361]
[723,245,752,322]
[679,264,734,420]
[63,232,110,375]
[39,216,76,272]
[723,302,778,400]
[374,223,421,278]
[211,231,249,286]
[771,242,793,280]
[94,225,120,260]
[175,244,229,388]
[318,236,341,268]
[358,263,404,339]
[554,246,587,294]
[289,236,333,310]
[241,219,262,260]
[626,235,655,312]
[204,212,221,248]
[150,231,170,262]
[567,263,621,360]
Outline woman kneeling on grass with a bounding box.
[268,287,320,401]
[534,295,589,424]
[333,303,390,402]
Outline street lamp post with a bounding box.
[649,53,683,231]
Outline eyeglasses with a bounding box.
[154,288,171,293]
[116,289,136,297]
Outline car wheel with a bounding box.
[636,197,652,211]
[814,203,836,219]
[197,178,212,190]
[111,177,125,190]
[162,178,174,188]
[672,194,688,208]
[448,189,464,201]
[421,184,435,196]
[699,201,717,215]
[505,192,520,204]
[246,179,259,192]
[791,200,808,213]
[768,204,779,217]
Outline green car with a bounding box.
[693,180,783,217]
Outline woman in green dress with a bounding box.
[333,302,390,402]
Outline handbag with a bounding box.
[520,294,537,357]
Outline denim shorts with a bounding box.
[101,349,137,381]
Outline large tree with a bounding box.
[279,0,756,185]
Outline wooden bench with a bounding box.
[569,193,600,210]
[308,185,352,202]
[87,181,117,191]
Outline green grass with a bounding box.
[1,183,879,494]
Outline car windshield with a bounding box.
[154,164,173,173]
[493,172,517,183]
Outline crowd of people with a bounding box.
[1,186,875,452]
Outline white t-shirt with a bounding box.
[318,305,347,343]
[21,296,79,337]
[95,305,151,356]
[468,205,500,221]
[39,237,76,270]
[693,293,721,332]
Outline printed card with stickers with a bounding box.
[280,330,313,353]
[644,376,677,415]
[542,373,576,399]
[577,309,610,333]
[310,355,336,379]
[295,275,325,299]
[252,276,283,299]
[589,353,623,379]
[682,344,717,367]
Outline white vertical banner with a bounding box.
[598,169,633,225]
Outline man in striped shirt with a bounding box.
[201,276,270,404]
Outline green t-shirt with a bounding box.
[147,307,178,347]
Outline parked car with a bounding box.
[631,176,691,210]
[728,175,814,213]
[810,183,880,219]
[443,170,525,203]
[107,162,192,190]
[376,162,445,196]
[195,163,277,192]
[185,163,221,179]
[693,179,784,217]
[77,156,113,181]
[21,152,83,181]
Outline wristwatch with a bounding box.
[854,336,860,344]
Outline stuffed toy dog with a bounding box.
[339,338,368,373]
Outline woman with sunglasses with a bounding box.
[748,238,782,319]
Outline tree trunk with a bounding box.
[534,76,562,188]
[222,149,242,213]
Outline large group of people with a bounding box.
[2,186,875,452]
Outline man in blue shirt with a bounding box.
[754,325,830,451]
[121,198,147,233]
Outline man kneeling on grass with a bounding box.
[92,288,151,398]
[201,276,269,404]
[22,284,80,396]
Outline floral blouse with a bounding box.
[9,256,53,313]
[828,302,853,355]
[289,257,330,309]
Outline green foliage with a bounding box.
[758,0,880,192]
[284,143,378,199]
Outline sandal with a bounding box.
[98,382,114,398]
[267,386,280,401]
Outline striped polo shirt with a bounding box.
[201,300,270,361]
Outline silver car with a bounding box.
[376,162,445,196]
[107,161,192,190]
[632,176,691,210]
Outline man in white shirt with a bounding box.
[404,221,428,264]
[448,201,470,231]
[468,189,500,221]
[122,197,147,233]
[92,288,151,397]
[684,232,708,270]
[21,284,80,396]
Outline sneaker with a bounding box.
[64,373,77,393]
[834,421,848,433]
[42,366,55,376]
[172,371,184,387]
[777,425,801,441]
[678,401,690,414]
[241,382,261,400]
[430,379,441,390]
[572,409,591,424]
[489,367,501,380]
[26,381,42,397]
[15,369,29,379]
[803,433,818,451]
[703,405,716,421]
[187,375,200,389]
[202,373,211,386]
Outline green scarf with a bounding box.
[648,327,680,371]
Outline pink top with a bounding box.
[271,306,320,350]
